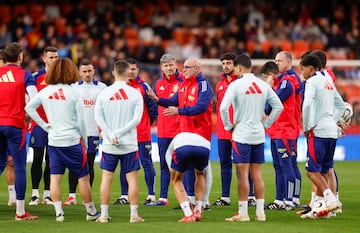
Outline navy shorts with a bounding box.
[100,151,140,173]
[171,145,209,173]
[48,143,89,178]
[306,135,336,174]
[29,126,48,148]
[232,141,265,164]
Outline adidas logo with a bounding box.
[48,88,66,100]
[245,82,262,94]
[324,80,333,90]
[109,88,129,101]
[0,71,16,82]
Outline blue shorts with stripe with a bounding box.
[171,145,209,173]
[232,141,265,164]
[29,126,48,148]
[100,151,140,173]
[306,136,336,173]
[48,143,89,178]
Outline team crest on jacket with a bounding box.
[190,87,196,95]
[159,85,164,91]
[188,95,195,101]
[219,85,224,90]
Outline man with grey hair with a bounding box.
[152,53,184,206]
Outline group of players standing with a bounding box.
[0,41,348,222]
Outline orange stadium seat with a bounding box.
[293,40,309,58]
[261,41,273,55]
[124,28,139,40]
[126,38,139,55]
[172,28,185,45]
[246,40,256,54]
[0,5,11,24]
[279,40,292,52]
[12,4,28,17]
[310,40,325,51]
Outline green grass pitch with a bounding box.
[0,161,359,233]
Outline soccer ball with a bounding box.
[341,102,353,124]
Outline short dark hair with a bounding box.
[300,55,321,71]
[220,52,236,61]
[4,42,22,63]
[310,50,327,69]
[234,54,251,68]
[261,61,279,75]
[43,46,58,54]
[125,57,139,66]
[0,49,7,62]
[114,60,130,76]
[79,59,93,67]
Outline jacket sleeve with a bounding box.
[178,80,213,116]
[143,83,158,124]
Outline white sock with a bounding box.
[256,199,265,215]
[84,201,97,215]
[238,201,248,216]
[8,185,16,201]
[195,200,203,212]
[180,201,193,216]
[43,190,51,199]
[121,195,129,200]
[130,204,138,217]
[69,193,76,199]
[32,189,39,198]
[147,195,155,201]
[16,200,25,216]
[221,197,230,203]
[188,196,195,204]
[323,188,337,204]
[100,204,109,217]
[203,162,213,204]
[53,201,64,216]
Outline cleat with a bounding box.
[15,212,38,221]
[42,196,53,205]
[194,210,202,221]
[8,199,16,207]
[129,215,145,223]
[143,197,156,206]
[86,211,101,221]
[283,204,295,211]
[113,197,129,205]
[296,206,311,215]
[63,196,76,206]
[265,202,284,210]
[203,204,211,211]
[248,197,256,206]
[213,198,230,206]
[225,213,250,222]
[300,210,318,219]
[255,213,266,221]
[56,213,64,222]
[154,199,169,206]
[96,215,111,223]
[29,196,40,206]
[178,215,196,222]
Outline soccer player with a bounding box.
[113,57,158,206]
[220,54,283,222]
[261,58,301,211]
[28,46,58,206]
[64,59,106,206]
[300,54,345,218]
[152,53,184,206]
[214,52,256,207]
[0,42,38,220]
[165,132,210,222]
[264,51,302,209]
[147,57,213,210]
[0,49,16,206]
[25,58,100,222]
[94,60,144,223]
